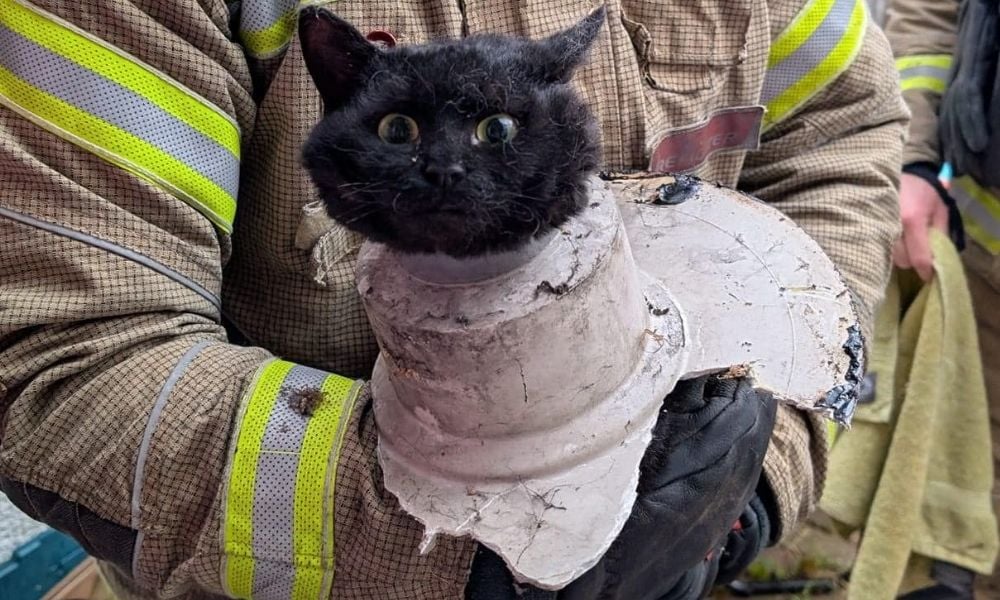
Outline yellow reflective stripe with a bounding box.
[222,359,360,599]
[956,177,1000,223]
[897,54,952,93]
[0,0,239,157]
[223,359,294,599]
[769,0,839,68]
[900,76,947,93]
[291,374,360,600]
[954,176,1000,253]
[763,0,867,130]
[965,219,1000,254]
[241,9,299,58]
[0,67,237,233]
[895,54,952,71]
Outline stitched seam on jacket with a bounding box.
[130,340,214,582]
[0,205,222,311]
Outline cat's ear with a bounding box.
[299,8,377,112]
[534,5,607,83]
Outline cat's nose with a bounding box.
[423,163,466,188]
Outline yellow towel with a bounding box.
[820,231,998,599]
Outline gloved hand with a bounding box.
[939,0,1000,187]
[714,487,777,585]
[645,485,777,599]
[466,374,778,600]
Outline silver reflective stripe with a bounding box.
[252,364,329,598]
[131,340,213,580]
[762,0,858,103]
[0,206,222,310]
[241,0,299,33]
[0,24,239,199]
[953,182,1000,239]
[898,65,949,83]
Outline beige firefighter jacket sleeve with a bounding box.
[884,0,960,166]
[0,1,907,598]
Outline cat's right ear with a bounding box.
[299,8,377,112]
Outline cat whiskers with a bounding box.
[336,181,386,192]
[335,204,380,225]
[390,193,404,214]
[342,210,378,225]
[336,182,390,202]
[329,189,387,224]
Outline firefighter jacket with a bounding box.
[0,1,907,598]
[885,0,1000,254]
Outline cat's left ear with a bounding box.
[299,8,378,112]
[535,5,607,83]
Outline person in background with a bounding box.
[884,0,1000,596]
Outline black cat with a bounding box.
[299,7,604,257]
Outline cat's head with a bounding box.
[299,7,605,257]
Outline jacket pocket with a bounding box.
[619,1,751,93]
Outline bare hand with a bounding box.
[892,173,949,281]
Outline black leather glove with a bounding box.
[939,0,1000,187]
[650,483,777,599]
[467,374,778,600]
[563,374,778,599]
[715,485,777,585]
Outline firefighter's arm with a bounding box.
[737,0,909,538]
[0,2,419,597]
[884,0,960,166]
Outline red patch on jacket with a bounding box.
[649,106,764,173]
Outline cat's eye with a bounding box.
[378,114,419,144]
[475,114,518,145]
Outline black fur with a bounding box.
[299,7,605,257]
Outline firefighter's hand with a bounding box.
[892,172,950,282]
[557,374,778,600]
